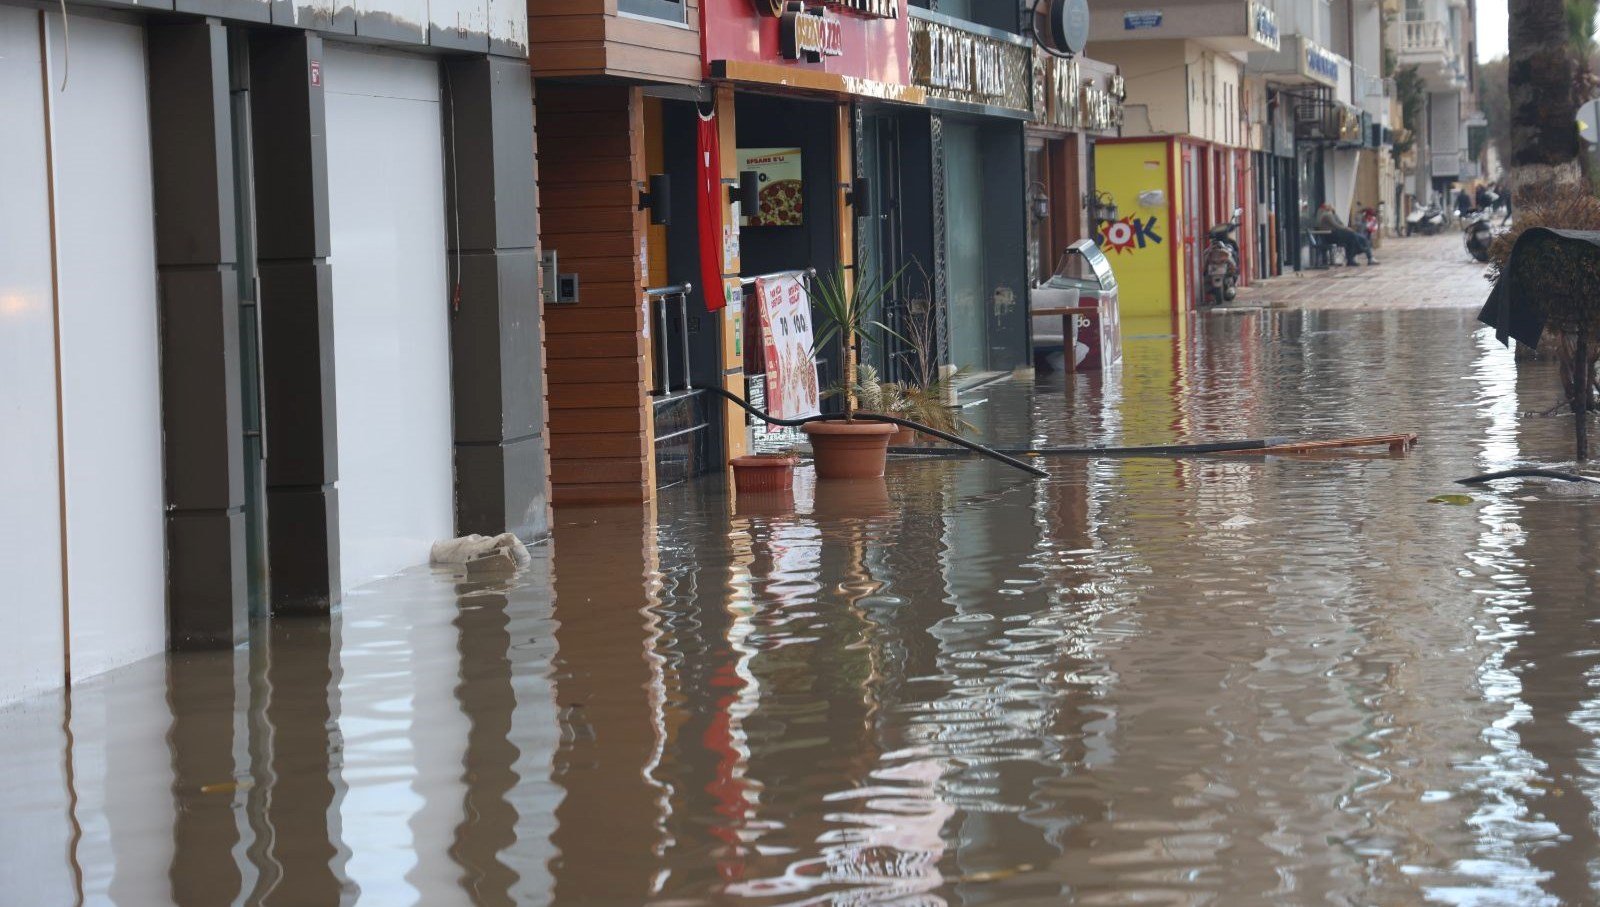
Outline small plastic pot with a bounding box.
[730,455,797,493]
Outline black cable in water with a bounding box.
[1456,468,1600,485]
[890,439,1293,457]
[694,384,1050,479]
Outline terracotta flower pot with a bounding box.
[801,420,895,479]
[888,426,919,447]
[730,455,797,494]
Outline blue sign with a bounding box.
[1252,4,1279,49]
[1124,9,1162,29]
[1305,44,1338,81]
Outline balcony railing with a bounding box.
[1401,20,1450,54]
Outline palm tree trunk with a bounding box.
[1508,0,1583,191]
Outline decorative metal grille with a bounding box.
[929,113,950,372]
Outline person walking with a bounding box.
[1499,182,1513,225]
[1455,185,1474,219]
[1316,203,1378,265]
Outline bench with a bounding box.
[1307,230,1345,269]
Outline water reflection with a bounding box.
[17,308,1600,903]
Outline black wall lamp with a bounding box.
[844,176,871,209]
[729,169,761,209]
[1027,180,1049,221]
[639,173,672,226]
[1086,189,1118,224]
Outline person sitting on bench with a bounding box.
[1316,203,1377,266]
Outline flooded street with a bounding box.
[10,307,1600,905]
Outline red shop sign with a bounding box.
[703,0,911,89]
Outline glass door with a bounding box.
[943,120,987,373]
[1182,144,1203,307]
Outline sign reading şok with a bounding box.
[755,275,820,423]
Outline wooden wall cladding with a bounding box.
[529,0,700,85]
[536,84,653,505]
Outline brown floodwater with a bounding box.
[8,307,1600,905]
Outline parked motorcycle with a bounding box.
[1203,207,1243,306]
[1361,206,1380,244]
[1463,209,1495,262]
[1406,203,1445,236]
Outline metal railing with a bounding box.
[646,282,693,396]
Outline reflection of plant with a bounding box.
[825,364,969,434]
[812,263,908,421]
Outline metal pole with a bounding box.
[656,297,670,394]
[677,293,692,393]
[1578,336,1590,461]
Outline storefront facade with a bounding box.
[2,0,544,704]
[1026,54,1126,287]
[1085,0,1277,318]
[904,8,1033,380]
[529,0,707,503]
[700,0,918,449]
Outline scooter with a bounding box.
[1361,206,1380,244]
[1463,209,1495,262]
[1203,207,1243,306]
[1406,203,1445,236]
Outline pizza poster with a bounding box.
[737,147,803,227]
[755,276,820,423]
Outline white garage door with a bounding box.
[324,45,454,594]
[0,9,166,703]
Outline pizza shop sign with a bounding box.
[753,0,896,17]
[772,1,844,61]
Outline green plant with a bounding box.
[825,363,970,434]
[810,264,908,421]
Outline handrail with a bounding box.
[645,282,693,298]
[645,283,695,395]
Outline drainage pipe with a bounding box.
[695,385,1050,479]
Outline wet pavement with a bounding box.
[10,305,1600,905]
[1230,230,1494,311]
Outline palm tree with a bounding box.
[1508,0,1583,189]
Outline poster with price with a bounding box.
[755,275,820,422]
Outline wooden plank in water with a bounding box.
[1218,434,1418,456]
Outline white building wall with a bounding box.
[49,12,168,687]
[325,44,455,595]
[0,6,67,705]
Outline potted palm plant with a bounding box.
[827,363,966,447]
[803,265,906,479]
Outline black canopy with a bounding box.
[1478,227,1600,347]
